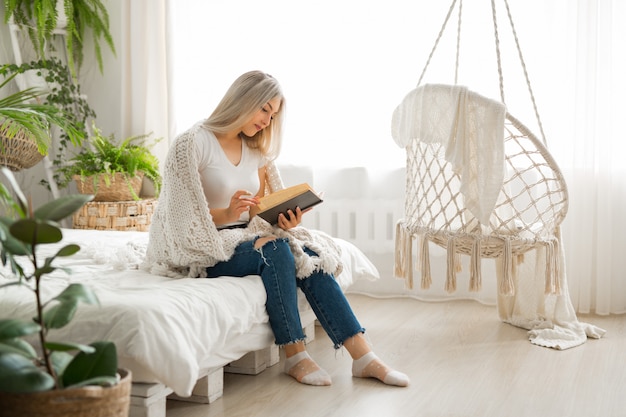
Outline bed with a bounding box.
[0,228,379,416]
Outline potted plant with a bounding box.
[0,59,95,181]
[3,0,116,78]
[57,123,162,202]
[0,167,131,416]
[0,65,84,171]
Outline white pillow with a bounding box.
[334,238,380,290]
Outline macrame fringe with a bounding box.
[469,237,482,291]
[554,229,564,295]
[543,237,562,295]
[455,252,462,273]
[393,222,405,279]
[499,238,515,295]
[445,237,457,293]
[394,222,414,289]
[544,240,555,294]
[419,234,431,290]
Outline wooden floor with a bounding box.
[167,294,626,417]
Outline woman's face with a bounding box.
[240,96,281,137]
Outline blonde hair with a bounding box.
[203,71,285,160]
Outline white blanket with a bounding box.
[497,242,606,349]
[0,229,379,396]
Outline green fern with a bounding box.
[56,124,162,199]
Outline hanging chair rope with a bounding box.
[501,0,548,145]
[416,0,458,87]
[454,0,463,84]
[490,0,506,104]
[416,0,548,146]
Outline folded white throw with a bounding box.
[391,84,507,225]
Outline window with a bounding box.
[167,0,460,168]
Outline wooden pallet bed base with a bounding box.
[129,316,316,417]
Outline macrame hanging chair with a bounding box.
[392,0,569,296]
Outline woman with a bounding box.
[143,71,408,387]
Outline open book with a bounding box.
[251,183,323,226]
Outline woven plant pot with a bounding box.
[73,199,157,231]
[0,369,131,417]
[74,172,144,202]
[0,126,45,171]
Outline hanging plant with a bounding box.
[0,64,85,171]
[3,0,116,78]
[0,59,95,181]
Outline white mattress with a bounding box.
[0,228,379,396]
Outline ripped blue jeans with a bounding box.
[205,238,364,348]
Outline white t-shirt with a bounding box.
[193,124,267,222]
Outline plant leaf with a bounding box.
[61,341,118,388]
[65,375,119,389]
[53,243,81,257]
[33,194,94,221]
[54,283,99,306]
[45,341,95,354]
[42,300,78,330]
[0,181,26,219]
[0,352,55,393]
[0,256,26,280]
[0,339,38,359]
[0,167,27,215]
[50,350,73,378]
[0,219,30,256]
[9,218,62,245]
[0,319,41,340]
[42,284,99,330]
[34,264,56,276]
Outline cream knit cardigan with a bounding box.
[141,124,342,279]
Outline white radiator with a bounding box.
[280,164,406,287]
[302,199,403,256]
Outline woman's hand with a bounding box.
[225,190,259,223]
[276,206,312,230]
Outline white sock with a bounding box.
[284,351,332,386]
[352,351,410,387]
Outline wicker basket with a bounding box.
[0,368,131,417]
[73,199,157,231]
[0,125,45,171]
[74,172,144,202]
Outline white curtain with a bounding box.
[550,0,626,315]
[158,0,625,314]
[119,0,171,171]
